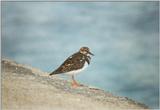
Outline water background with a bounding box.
[2,2,159,108]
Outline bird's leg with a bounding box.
[71,75,79,87]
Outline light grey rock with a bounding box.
[2,59,149,110]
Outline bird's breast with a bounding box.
[65,61,88,75]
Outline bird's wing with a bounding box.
[54,52,85,74]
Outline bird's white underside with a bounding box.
[65,62,88,75]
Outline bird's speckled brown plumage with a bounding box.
[49,47,93,75]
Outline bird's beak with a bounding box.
[88,51,94,56]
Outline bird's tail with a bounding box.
[49,71,59,76]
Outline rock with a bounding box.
[2,59,149,110]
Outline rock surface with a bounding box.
[2,59,149,110]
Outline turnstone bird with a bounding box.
[49,47,94,87]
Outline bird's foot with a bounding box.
[71,82,79,88]
[71,80,80,88]
[71,81,83,88]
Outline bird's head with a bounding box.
[79,47,94,56]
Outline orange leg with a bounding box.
[71,75,80,87]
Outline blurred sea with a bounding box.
[2,2,159,109]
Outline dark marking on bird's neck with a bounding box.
[78,52,91,65]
